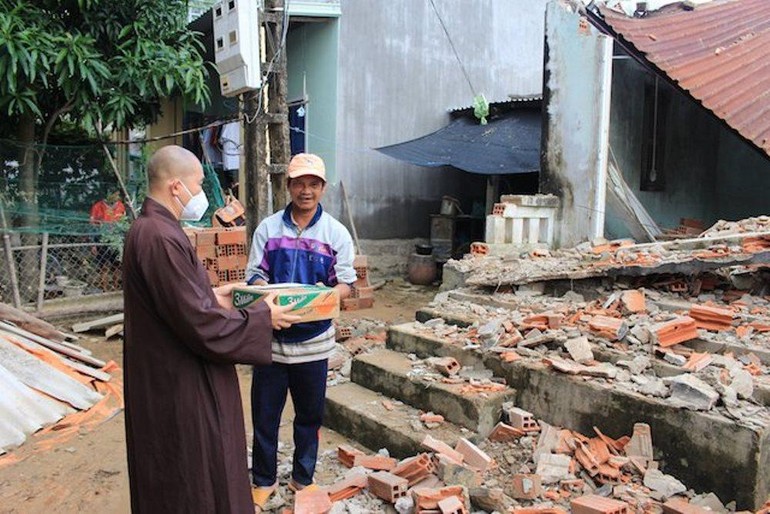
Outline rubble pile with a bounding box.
[269,415,761,513]
[451,224,770,288]
[415,287,769,427]
[327,318,388,386]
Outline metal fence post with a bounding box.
[3,233,21,308]
[36,232,49,311]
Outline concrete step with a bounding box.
[386,322,770,511]
[351,348,515,436]
[324,382,470,460]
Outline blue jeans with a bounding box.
[251,359,328,487]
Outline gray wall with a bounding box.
[540,1,613,247]
[332,0,549,240]
[605,55,770,240]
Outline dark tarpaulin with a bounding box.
[375,109,542,175]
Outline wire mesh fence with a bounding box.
[0,233,123,311]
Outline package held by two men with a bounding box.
[232,283,340,322]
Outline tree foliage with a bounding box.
[0,0,210,136]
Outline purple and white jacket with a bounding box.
[246,203,356,344]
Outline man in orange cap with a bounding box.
[246,153,356,509]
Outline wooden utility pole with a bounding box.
[243,0,291,240]
[263,0,290,211]
[244,90,270,241]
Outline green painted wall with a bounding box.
[287,19,339,183]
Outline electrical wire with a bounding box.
[428,0,476,97]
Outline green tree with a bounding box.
[0,0,210,298]
[0,0,210,211]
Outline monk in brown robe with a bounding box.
[122,145,300,513]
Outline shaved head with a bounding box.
[147,145,202,192]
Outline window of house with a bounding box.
[640,76,670,191]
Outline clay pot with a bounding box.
[407,253,437,285]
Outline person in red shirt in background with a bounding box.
[90,190,127,291]
[90,190,126,224]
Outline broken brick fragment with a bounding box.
[511,473,542,500]
[620,290,646,313]
[588,315,628,341]
[488,421,525,442]
[420,413,445,424]
[422,435,465,464]
[392,453,434,486]
[324,473,368,503]
[430,356,461,376]
[293,487,333,514]
[412,485,466,513]
[661,497,715,514]
[689,304,734,331]
[571,494,630,514]
[437,495,467,514]
[682,352,713,372]
[651,316,699,347]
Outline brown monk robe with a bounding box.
[122,146,299,513]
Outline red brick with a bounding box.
[196,244,217,259]
[506,407,539,432]
[337,444,365,468]
[571,494,629,514]
[195,229,217,246]
[353,454,397,471]
[454,438,493,472]
[215,226,246,246]
[367,471,408,503]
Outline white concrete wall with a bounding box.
[332,0,548,240]
[540,0,612,247]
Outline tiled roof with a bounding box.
[596,0,770,157]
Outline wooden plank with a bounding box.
[104,324,124,339]
[0,321,106,368]
[71,313,124,333]
[0,302,67,342]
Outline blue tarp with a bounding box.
[375,109,542,175]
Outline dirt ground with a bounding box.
[0,280,437,514]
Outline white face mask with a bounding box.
[176,181,209,221]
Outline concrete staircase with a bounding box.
[324,323,516,459]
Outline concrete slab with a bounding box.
[387,323,770,510]
[352,349,516,436]
[324,382,468,460]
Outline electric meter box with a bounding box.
[212,0,261,96]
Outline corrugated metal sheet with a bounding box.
[0,363,72,454]
[0,336,102,410]
[597,0,770,157]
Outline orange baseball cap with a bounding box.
[287,153,326,181]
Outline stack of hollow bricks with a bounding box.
[184,227,248,286]
[480,194,560,251]
[343,255,374,311]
